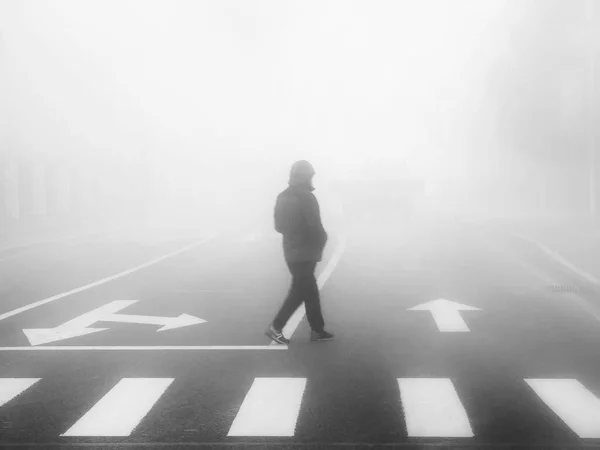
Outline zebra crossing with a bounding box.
[61,378,174,437]
[525,379,600,439]
[0,378,40,408]
[2,376,600,440]
[397,378,473,437]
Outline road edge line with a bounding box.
[508,231,600,287]
[0,235,217,322]
[0,345,287,351]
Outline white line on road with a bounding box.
[398,378,474,438]
[316,235,348,293]
[407,299,481,332]
[0,236,216,322]
[510,231,600,287]
[0,378,40,407]
[0,345,286,351]
[481,233,600,322]
[23,299,207,346]
[272,235,347,345]
[526,378,600,438]
[228,377,306,437]
[61,378,173,437]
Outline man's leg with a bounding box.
[272,260,305,332]
[302,261,325,333]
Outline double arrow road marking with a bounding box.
[17,296,481,348]
[22,301,206,346]
[19,297,481,347]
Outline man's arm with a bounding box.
[301,193,328,246]
[274,194,284,234]
[274,193,299,234]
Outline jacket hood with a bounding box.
[288,160,315,191]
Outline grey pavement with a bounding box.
[0,216,600,448]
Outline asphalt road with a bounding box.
[1,217,600,449]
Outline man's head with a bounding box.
[289,160,316,189]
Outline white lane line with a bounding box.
[272,235,347,345]
[510,231,600,287]
[61,378,173,437]
[0,236,216,322]
[526,378,600,438]
[0,345,287,351]
[480,233,600,323]
[228,377,306,437]
[398,378,474,437]
[0,378,40,407]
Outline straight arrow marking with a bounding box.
[408,299,481,332]
[430,309,470,332]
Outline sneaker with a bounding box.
[310,330,334,341]
[265,325,290,345]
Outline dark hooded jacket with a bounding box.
[274,164,328,263]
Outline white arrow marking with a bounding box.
[22,300,131,346]
[23,300,206,346]
[23,327,108,347]
[105,312,205,332]
[407,299,481,332]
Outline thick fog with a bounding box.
[0,0,596,235]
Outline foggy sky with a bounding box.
[0,0,594,225]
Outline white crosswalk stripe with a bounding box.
[397,378,474,437]
[5,376,600,439]
[0,378,40,407]
[61,378,174,437]
[228,377,307,437]
[526,378,600,438]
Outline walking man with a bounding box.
[265,160,334,344]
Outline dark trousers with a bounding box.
[272,260,325,333]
